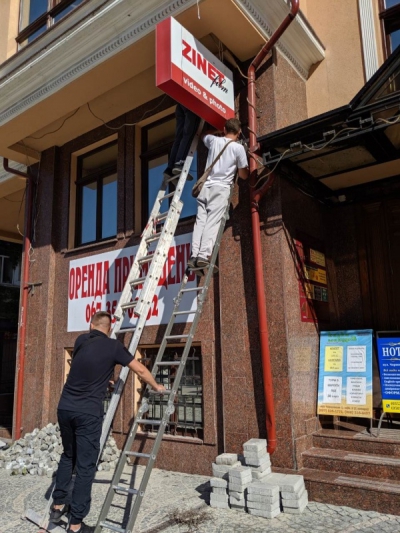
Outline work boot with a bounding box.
[196,257,209,269]
[172,161,194,181]
[49,503,70,522]
[187,256,197,269]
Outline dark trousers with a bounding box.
[167,104,200,169]
[53,409,102,525]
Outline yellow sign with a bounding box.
[310,248,326,267]
[304,265,327,285]
[325,346,343,371]
[382,399,400,413]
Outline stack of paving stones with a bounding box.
[209,439,308,519]
[0,423,120,477]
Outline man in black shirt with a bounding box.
[50,311,165,533]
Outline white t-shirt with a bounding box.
[203,135,248,188]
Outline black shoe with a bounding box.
[67,524,94,533]
[187,256,197,269]
[49,503,70,522]
[196,257,209,269]
[163,167,174,177]
[172,162,194,181]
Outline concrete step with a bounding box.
[300,467,400,515]
[303,447,400,481]
[313,429,400,457]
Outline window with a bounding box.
[0,256,21,286]
[75,141,118,247]
[141,115,198,227]
[138,346,203,439]
[379,0,400,57]
[18,0,85,46]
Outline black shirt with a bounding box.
[58,329,133,417]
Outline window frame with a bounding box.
[17,0,87,46]
[0,255,21,287]
[74,140,118,248]
[379,0,400,58]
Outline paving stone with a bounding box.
[245,454,272,468]
[247,493,279,504]
[210,493,229,503]
[228,481,251,493]
[243,439,267,453]
[228,466,252,481]
[248,482,280,498]
[247,499,280,512]
[210,476,228,488]
[252,467,272,480]
[281,486,306,500]
[281,491,308,509]
[216,453,238,466]
[213,487,227,495]
[248,506,281,519]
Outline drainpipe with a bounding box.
[3,158,34,441]
[247,0,300,455]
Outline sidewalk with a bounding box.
[1,465,400,533]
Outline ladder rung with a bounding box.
[156,361,181,366]
[136,419,162,425]
[165,334,189,340]
[173,310,195,316]
[100,522,125,533]
[157,211,169,222]
[120,301,137,311]
[113,485,138,495]
[181,287,203,293]
[148,388,172,395]
[117,327,136,334]
[125,451,151,458]
[138,254,153,264]
[146,232,162,244]
[131,276,146,287]
[160,191,175,201]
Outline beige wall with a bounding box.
[0,0,19,64]
[305,0,365,118]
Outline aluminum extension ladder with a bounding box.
[94,189,233,533]
[99,119,204,453]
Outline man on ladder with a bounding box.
[188,117,249,270]
[50,311,165,533]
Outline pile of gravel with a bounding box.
[0,423,120,476]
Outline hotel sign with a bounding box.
[156,17,235,129]
[376,332,400,413]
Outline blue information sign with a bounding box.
[376,332,400,413]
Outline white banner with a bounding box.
[67,233,197,332]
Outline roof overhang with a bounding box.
[258,47,400,203]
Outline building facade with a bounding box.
[0,0,399,512]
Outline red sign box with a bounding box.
[156,17,235,130]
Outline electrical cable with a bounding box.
[27,107,81,140]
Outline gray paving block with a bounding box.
[247,492,279,504]
[248,482,280,498]
[259,473,288,486]
[243,439,267,453]
[244,449,267,460]
[230,504,247,512]
[216,453,238,466]
[210,476,228,488]
[252,467,272,480]
[213,487,228,495]
[228,481,251,493]
[282,498,308,514]
[247,499,280,512]
[212,464,229,480]
[229,495,246,506]
[245,453,272,468]
[279,475,305,493]
[229,490,247,501]
[209,499,230,509]
[250,461,272,473]
[248,506,281,519]
[281,490,308,509]
[281,486,306,500]
[210,492,229,503]
[228,465,252,481]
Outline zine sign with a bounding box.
[376,332,400,413]
[317,330,373,418]
[156,17,235,129]
[67,233,197,332]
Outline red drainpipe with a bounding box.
[247,0,300,455]
[3,158,34,441]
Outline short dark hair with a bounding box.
[91,311,112,327]
[225,118,241,135]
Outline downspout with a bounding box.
[3,158,34,441]
[247,0,300,455]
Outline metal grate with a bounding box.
[139,346,203,439]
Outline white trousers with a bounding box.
[191,185,231,259]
